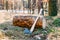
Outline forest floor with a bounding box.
[0,12,60,40]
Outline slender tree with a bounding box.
[6,0,8,11]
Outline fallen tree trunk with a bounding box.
[13,16,42,28]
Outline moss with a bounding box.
[53,18,60,27]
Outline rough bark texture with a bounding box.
[49,0,57,16]
[13,16,42,28]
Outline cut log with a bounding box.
[13,16,42,28]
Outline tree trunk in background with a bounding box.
[28,0,31,8]
[6,0,8,10]
[38,0,43,13]
[49,0,57,16]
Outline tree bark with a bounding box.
[13,16,42,28]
